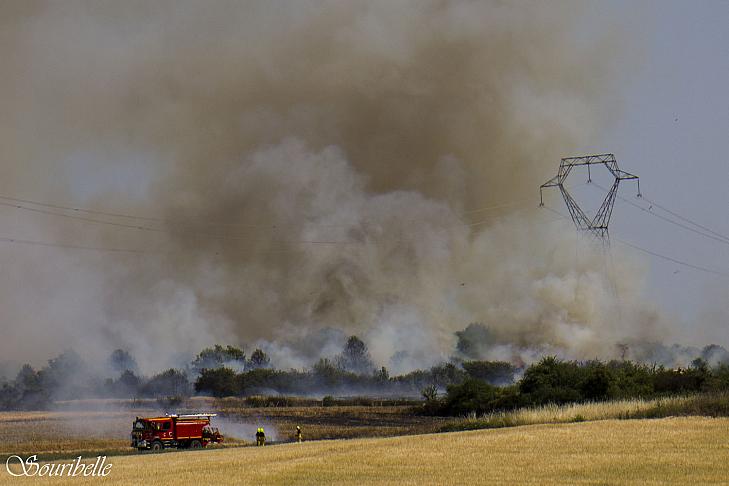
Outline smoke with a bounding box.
[215,417,279,443]
[0,1,672,374]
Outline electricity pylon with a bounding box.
[540,154,640,245]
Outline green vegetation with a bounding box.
[3,332,729,414]
[441,393,729,432]
[439,356,729,416]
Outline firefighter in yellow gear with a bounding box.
[295,426,302,443]
[255,427,266,446]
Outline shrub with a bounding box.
[195,367,239,397]
[247,349,271,370]
[191,345,246,373]
[519,357,584,405]
[444,378,499,416]
[143,369,191,398]
[462,361,517,385]
[580,363,615,401]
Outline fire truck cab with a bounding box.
[131,413,223,451]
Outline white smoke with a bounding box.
[0,1,672,374]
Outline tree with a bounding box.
[191,345,246,373]
[41,350,87,400]
[421,384,438,401]
[429,362,467,388]
[580,364,615,401]
[518,356,583,405]
[336,336,374,374]
[109,349,138,374]
[312,358,343,388]
[455,323,493,360]
[194,367,238,398]
[701,344,729,366]
[444,378,498,416]
[375,366,390,382]
[247,349,271,370]
[142,369,191,398]
[462,361,517,385]
[118,370,141,396]
[14,364,49,410]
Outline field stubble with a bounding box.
[4,417,728,485]
[0,404,445,461]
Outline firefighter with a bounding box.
[255,427,266,446]
[295,426,302,443]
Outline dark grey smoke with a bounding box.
[0,1,675,374]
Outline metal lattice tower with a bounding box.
[540,154,640,244]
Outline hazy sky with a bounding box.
[571,0,729,343]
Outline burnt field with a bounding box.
[0,398,447,461]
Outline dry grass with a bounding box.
[442,394,727,431]
[0,411,137,460]
[7,417,729,485]
[215,405,446,442]
[0,406,444,461]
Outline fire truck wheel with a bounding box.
[190,440,202,449]
[151,440,164,452]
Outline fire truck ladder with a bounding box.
[165,413,218,419]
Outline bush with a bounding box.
[191,345,246,373]
[580,363,615,401]
[195,367,239,397]
[247,349,271,370]
[444,379,499,416]
[462,360,517,385]
[156,395,184,409]
[606,360,654,398]
[142,369,191,398]
[519,357,584,405]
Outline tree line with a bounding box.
[439,356,729,416]
[3,333,729,413]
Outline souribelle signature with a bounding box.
[5,455,112,477]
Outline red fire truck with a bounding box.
[131,413,223,451]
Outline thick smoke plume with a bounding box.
[0,1,667,375]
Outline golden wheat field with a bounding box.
[3,417,728,485]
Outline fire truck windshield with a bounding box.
[134,420,147,430]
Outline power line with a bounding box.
[12,179,718,255]
[0,183,561,232]
[0,200,161,231]
[590,182,729,247]
[0,191,483,234]
[0,236,149,254]
[0,194,162,222]
[462,198,533,215]
[464,182,588,219]
[541,205,729,279]
[612,237,729,279]
[0,182,569,253]
[0,200,351,246]
[639,194,729,244]
[0,189,542,239]
[0,234,357,255]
